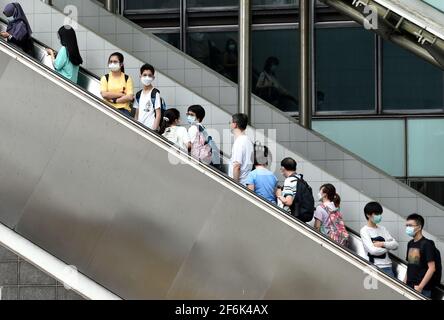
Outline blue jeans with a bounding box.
[119,108,131,117]
[422,290,432,299]
[381,267,395,278]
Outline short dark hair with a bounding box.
[188,105,206,122]
[364,202,383,220]
[281,157,297,171]
[232,113,249,131]
[407,213,425,229]
[140,63,155,75]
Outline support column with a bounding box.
[299,0,313,129]
[104,0,118,14]
[239,0,252,121]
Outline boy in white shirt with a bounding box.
[360,201,399,277]
[229,113,254,186]
[134,64,162,131]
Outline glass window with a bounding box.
[125,0,180,10]
[187,0,297,8]
[422,0,444,12]
[410,180,444,206]
[186,31,238,82]
[408,119,444,177]
[313,120,405,177]
[382,41,444,110]
[154,33,181,49]
[316,27,375,112]
[252,29,299,113]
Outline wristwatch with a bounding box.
[112,98,117,104]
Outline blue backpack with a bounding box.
[135,88,167,119]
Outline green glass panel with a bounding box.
[408,119,444,176]
[313,120,405,177]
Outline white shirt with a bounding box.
[314,201,338,233]
[134,88,161,130]
[162,126,190,151]
[360,225,399,269]
[229,134,254,185]
[188,124,200,144]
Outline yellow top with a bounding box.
[100,73,134,111]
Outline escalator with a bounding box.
[320,0,444,69]
[0,21,439,300]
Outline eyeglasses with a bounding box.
[405,224,418,228]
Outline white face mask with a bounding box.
[141,76,154,87]
[318,192,324,201]
[109,63,121,72]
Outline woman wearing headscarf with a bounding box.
[1,2,33,54]
[46,26,83,84]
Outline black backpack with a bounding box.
[421,239,443,287]
[289,174,315,223]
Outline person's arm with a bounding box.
[279,194,294,207]
[314,219,321,231]
[360,229,387,256]
[0,31,10,39]
[233,162,241,182]
[116,76,134,103]
[415,261,436,293]
[134,108,139,121]
[382,228,399,251]
[100,76,124,100]
[52,47,68,71]
[247,184,255,192]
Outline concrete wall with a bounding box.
[0,244,83,300]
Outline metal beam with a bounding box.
[299,0,313,129]
[104,0,118,14]
[239,0,252,120]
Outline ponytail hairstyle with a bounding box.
[159,108,180,135]
[109,52,125,73]
[320,183,341,208]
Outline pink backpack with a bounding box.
[322,204,349,247]
[191,125,212,165]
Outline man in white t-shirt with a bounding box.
[134,64,162,131]
[229,113,254,186]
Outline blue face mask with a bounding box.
[372,215,382,225]
[406,226,416,238]
[187,115,196,125]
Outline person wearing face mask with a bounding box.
[46,26,83,83]
[1,3,33,54]
[313,184,349,247]
[133,64,163,130]
[359,202,398,277]
[223,39,238,82]
[255,56,296,108]
[187,105,212,163]
[404,214,440,298]
[100,52,134,117]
